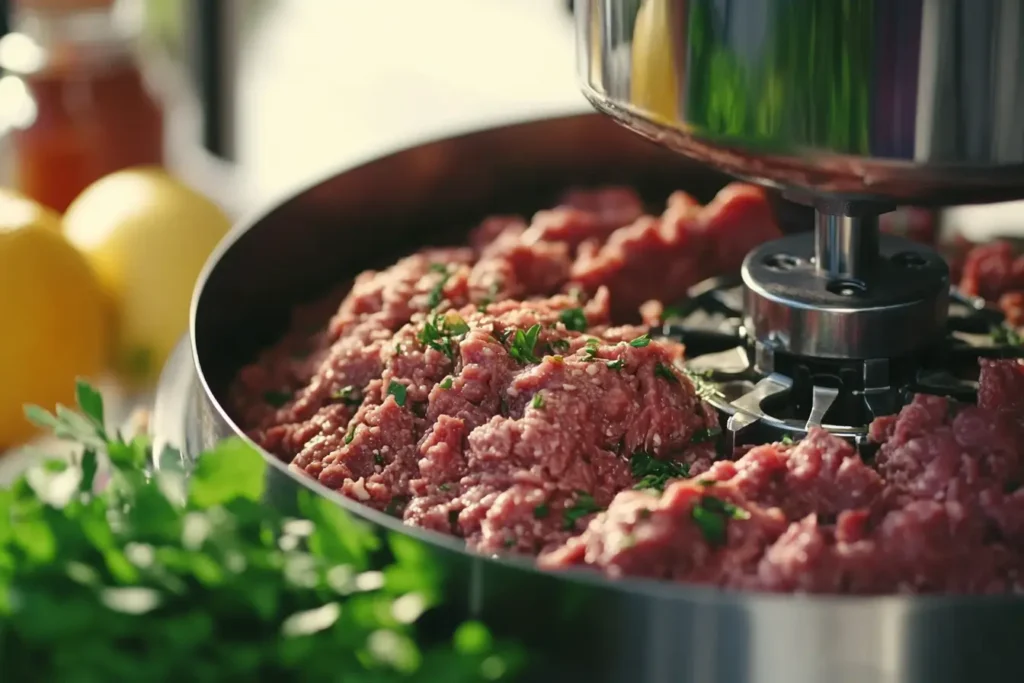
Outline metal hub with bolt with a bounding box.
[654,203,1022,453]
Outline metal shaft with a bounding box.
[813,211,880,279]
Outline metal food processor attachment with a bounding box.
[576,0,1024,450]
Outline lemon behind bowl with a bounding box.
[0,187,64,233]
[63,167,232,387]
[0,196,108,449]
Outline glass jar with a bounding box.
[0,0,165,212]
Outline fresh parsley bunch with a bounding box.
[0,382,523,682]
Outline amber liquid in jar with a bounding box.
[4,1,164,212]
[12,59,163,213]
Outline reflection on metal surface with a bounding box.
[576,0,1024,204]
[174,113,1024,683]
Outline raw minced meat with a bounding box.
[230,181,1024,595]
[543,362,1024,594]
[230,183,758,555]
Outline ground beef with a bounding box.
[230,183,771,555]
[542,361,1024,594]
[231,181,1024,596]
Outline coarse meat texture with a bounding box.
[230,181,1024,595]
[229,183,765,555]
[541,359,1024,595]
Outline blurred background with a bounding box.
[0,0,582,475]
[0,0,1020,473]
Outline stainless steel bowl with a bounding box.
[155,113,1024,683]
[576,0,1024,205]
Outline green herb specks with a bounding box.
[559,307,588,332]
[629,333,651,348]
[263,390,292,408]
[426,263,450,308]
[630,452,690,492]
[387,381,407,408]
[562,491,603,530]
[507,324,542,364]
[691,495,751,547]
[331,385,362,406]
[654,362,678,384]
[531,392,545,409]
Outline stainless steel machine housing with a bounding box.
[154,113,1024,683]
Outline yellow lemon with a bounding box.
[0,191,108,449]
[0,187,63,233]
[63,167,231,387]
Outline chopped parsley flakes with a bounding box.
[691,495,751,547]
[331,385,362,406]
[562,492,603,530]
[654,362,678,383]
[426,263,450,308]
[507,324,542,364]
[549,339,571,354]
[532,503,550,519]
[992,325,1024,346]
[630,452,690,492]
[682,368,722,400]
[629,333,651,348]
[263,390,291,408]
[439,376,454,390]
[531,392,545,409]
[418,312,470,359]
[387,381,407,407]
[559,307,588,332]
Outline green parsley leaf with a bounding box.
[6,380,525,683]
[559,308,588,332]
[75,378,105,434]
[426,264,450,308]
[531,392,545,409]
[262,390,292,408]
[188,437,268,508]
[691,495,750,547]
[507,324,542,364]
[549,339,570,354]
[992,325,1024,346]
[533,503,550,519]
[682,368,723,400]
[562,492,603,530]
[387,381,407,407]
[606,358,624,371]
[439,376,454,390]
[654,362,678,384]
[629,333,651,348]
[331,385,362,406]
[581,338,601,362]
[630,452,689,492]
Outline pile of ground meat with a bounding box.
[542,359,1024,594]
[230,182,1024,594]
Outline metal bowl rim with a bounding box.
[187,111,1021,610]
